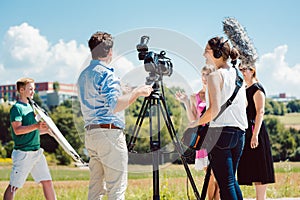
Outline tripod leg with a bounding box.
[127,97,150,151]
[200,164,212,200]
[158,96,201,200]
[150,98,161,200]
[152,150,160,200]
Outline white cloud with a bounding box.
[2,23,50,68]
[256,45,300,98]
[111,55,136,78]
[0,23,90,84]
[0,23,141,85]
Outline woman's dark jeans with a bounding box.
[209,127,245,200]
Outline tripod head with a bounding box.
[149,81,161,98]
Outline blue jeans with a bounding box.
[209,127,245,200]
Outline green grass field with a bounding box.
[1,162,300,199]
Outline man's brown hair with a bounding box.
[16,77,34,92]
[88,31,113,59]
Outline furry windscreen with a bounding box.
[223,17,258,67]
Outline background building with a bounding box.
[0,82,77,108]
[268,93,297,103]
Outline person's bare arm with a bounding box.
[113,85,153,113]
[191,71,223,126]
[11,121,48,135]
[175,91,197,122]
[188,96,198,122]
[250,90,265,148]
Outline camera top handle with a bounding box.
[136,35,149,52]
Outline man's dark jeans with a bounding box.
[209,127,245,200]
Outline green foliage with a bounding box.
[33,93,43,107]
[279,130,297,160]
[265,98,287,116]
[290,147,300,161]
[0,142,7,158]
[264,116,298,161]
[267,100,285,115]
[3,94,8,102]
[53,81,60,92]
[125,86,187,155]
[61,99,73,108]
[55,146,72,165]
[3,141,14,158]
[264,116,285,136]
[44,151,58,165]
[286,100,300,113]
[265,98,273,115]
[0,103,12,144]
[287,128,300,161]
[125,97,143,117]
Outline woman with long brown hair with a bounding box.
[191,36,248,200]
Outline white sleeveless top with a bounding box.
[206,67,248,130]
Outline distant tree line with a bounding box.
[1,90,300,164]
[265,99,300,115]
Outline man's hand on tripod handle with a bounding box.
[133,85,153,97]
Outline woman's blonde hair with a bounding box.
[239,63,258,81]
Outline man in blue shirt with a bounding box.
[77,31,153,200]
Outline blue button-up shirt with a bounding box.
[77,60,125,129]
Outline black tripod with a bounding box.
[127,82,201,200]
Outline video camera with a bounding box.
[136,36,173,85]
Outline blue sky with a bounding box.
[1,0,300,97]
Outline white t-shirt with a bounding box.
[207,67,248,130]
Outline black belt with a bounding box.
[224,126,242,131]
[86,124,121,130]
